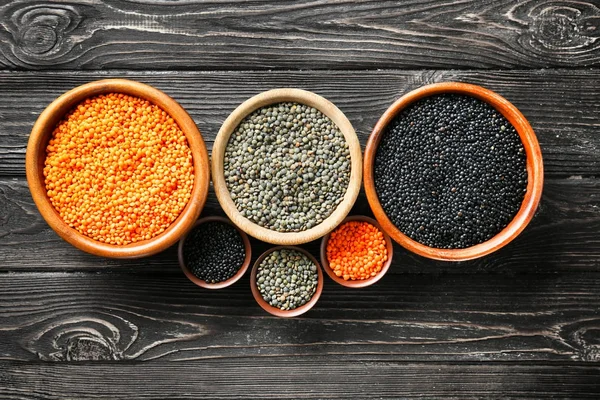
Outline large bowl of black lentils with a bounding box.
[364,82,544,261]
[212,88,363,245]
[250,246,324,317]
[178,216,251,289]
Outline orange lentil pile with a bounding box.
[43,93,194,245]
[326,221,388,280]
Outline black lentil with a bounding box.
[183,221,246,283]
[374,94,528,249]
[224,102,351,232]
[256,248,319,310]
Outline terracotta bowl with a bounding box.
[250,246,324,318]
[212,88,362,245]
[320,215,393,288]
[178,216,251,289]
[364,82,544,261]
[25,79,210,258]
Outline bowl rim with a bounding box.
[178,216,252,289]
[363,82,544,261]
[211,88,362,245]
[25,78,210,258]
[250,245,324,318]
[320,215,393,288]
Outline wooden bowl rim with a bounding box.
[319,215,394,288]
[363,82,544,261]
[25,78,210,258]
[212,88,362,245]
[250,246,324,318]
[178,216,252,289]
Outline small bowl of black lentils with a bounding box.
[364,82,544,261]
[250,246,324,317]
[178,216,251,289]
[212,88,363,246]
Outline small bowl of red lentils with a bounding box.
[320,215,393,288]
[25,79,210,258]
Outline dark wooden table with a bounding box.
[1,1,600,398]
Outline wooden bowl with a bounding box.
[212,88,362,245]
[25,79,210,258]
[178,216,251,289]
[364,82,544,261]
[250,246,324,318]
[320,215,393,288]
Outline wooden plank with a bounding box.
[0,1,599,70]
[1,359,599,399]
[1,69,598,178]
[1,272,599,363]
[2,171,599,273]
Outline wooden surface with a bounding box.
[1,0,599,70]
[1,1,599,398]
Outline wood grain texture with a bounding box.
[0,1,598,398]
[0,69,598,178]
[2,175,599,273]
[1,272,600,362]
[1,360,599,399]
[0,0,599,70]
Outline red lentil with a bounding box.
[326,221,388,280]
[44,93,194,245]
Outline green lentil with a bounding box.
[224,102,351,232]
[256,248,319,310]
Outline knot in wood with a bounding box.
[66,335,116,361]
[572,326,600,362]
[5,4,83,61]
[527,2,599,52]
[21,25,57,54]
[531,6,582,50]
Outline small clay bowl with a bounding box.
[250,246,324,318]
[364,82,544,261]
[212,88,362,245]
[26,79,210,258]
[320,215,393,288]
[178,216,251,289]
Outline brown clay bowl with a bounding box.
[25,79,210,258]
[364,82,544,261]
[320,215,393,288]
[212,88,362,245]
[178,216,251,289]
[250,246,324,318]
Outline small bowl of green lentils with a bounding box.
[212,88,363,245]
[250,246,324,317]
[178,216,251,289]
